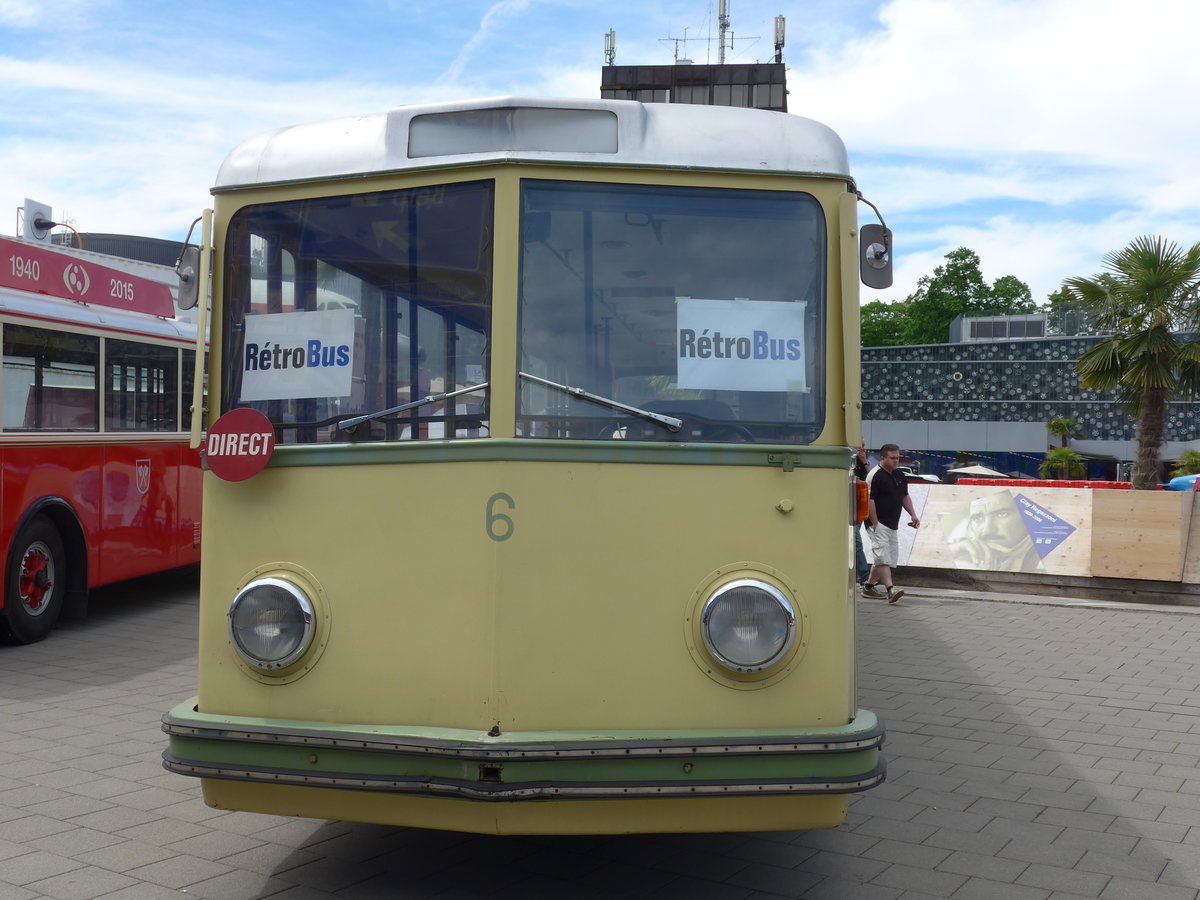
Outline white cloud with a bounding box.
[441,0,533,86]
[877,210,1200,307]
[0,54,477,237]
[786,0,1200,304]
[2,0,1197,310]
[799,0,1200,165]
[0,0,48,27]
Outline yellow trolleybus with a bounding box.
[163,96,893,834]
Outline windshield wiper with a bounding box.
[519,372,682,433]
[337,382,488,433]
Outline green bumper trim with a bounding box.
[162,702,885,801]
[264,438,852,471]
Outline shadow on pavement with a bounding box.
[234,593,1200,898]
[3,573,1197,898]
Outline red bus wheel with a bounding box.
[1,517,67,645]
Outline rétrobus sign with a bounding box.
[240,310,355,401]
[0,235,175,317]
[676,298,808,392]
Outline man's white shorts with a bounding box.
[869,523,899,567]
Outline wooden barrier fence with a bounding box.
[883,483,1197,584]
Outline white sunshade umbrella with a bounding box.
[946,464,1010,478]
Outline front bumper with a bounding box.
[163,700,885,801]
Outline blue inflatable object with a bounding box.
[1165,473,1200,491]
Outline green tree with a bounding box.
[860,298,911,347]
[988,274,1037,314]
[1039,447,1085,479]
[1046,415,1084,448]
[863,247,1037,346]
[901,247,992,345]
[1169,449,1200,478]
[1065,236,1200,490]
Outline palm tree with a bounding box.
[1045,415,1084,448]
[1039,447,1085,479]
[1063,236,1200,490]
[1170,449,1200,478]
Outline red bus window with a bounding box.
[3,324,99,431]
[106,339,179,432]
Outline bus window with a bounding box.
[517,181,825,443]
[222,181,493,444]
[106,340,179,431]
[181,348,201,431]
[3,324,99,431]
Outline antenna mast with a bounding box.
[773,15,785,63]
[718,0,731,64]
[604,29,616,66]
[659,28,695,63]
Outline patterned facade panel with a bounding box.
[862,336,1200,443]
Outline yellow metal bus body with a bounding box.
[163,98,882,834]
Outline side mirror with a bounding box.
[859,223,893,290]
[175,245,202,310]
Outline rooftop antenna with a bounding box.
[658,7,762,66]
[604,29,616,66]
[659,28,695,63]
[773,15,785,63]
[718,0,731,64]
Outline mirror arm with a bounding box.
[855,191,887,230]
[189,209,212,450]
[856,191,893,290]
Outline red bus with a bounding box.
[0,234,202,644]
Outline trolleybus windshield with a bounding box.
[222,181,493,444]
[517,180,826,444]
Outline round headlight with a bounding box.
[702,579,796,672]
[228,577,315,670]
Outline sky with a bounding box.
[2,0,1198,307]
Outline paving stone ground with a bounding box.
[1,570,1198,899]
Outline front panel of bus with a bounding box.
[167,155,882,834]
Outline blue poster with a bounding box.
[1014,493,1076,558]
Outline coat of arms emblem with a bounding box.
[135,459,152,495]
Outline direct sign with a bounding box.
[204,408,276,482]
[1,235,176,317]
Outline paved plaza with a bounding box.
[1,571,1198,899]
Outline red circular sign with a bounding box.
[204,408,276,482]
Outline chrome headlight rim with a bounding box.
[684,564,808,690]
[228,573,318,673]
[701,578,797,673]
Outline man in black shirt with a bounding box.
[864,443,920,602]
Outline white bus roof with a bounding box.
[0,284,195,343]
[214,96,852,191]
